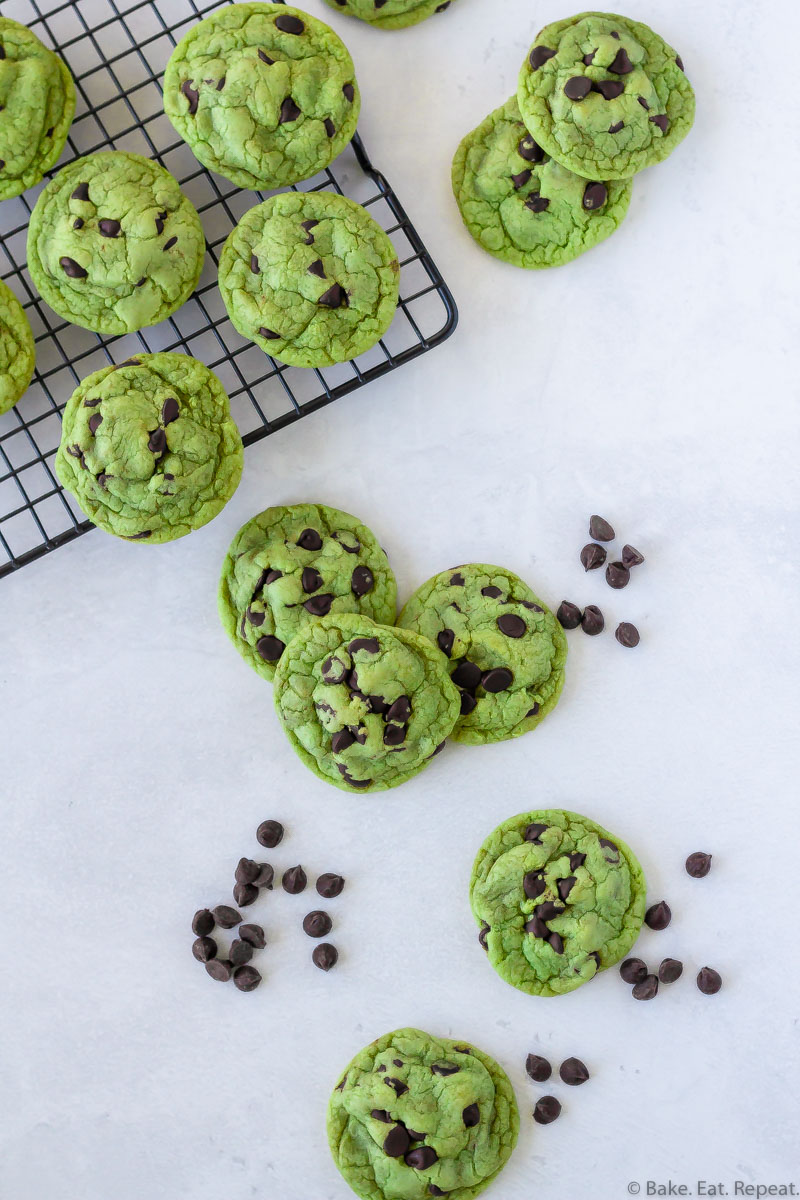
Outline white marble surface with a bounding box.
[1,0,799,1197]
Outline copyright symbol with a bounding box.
[628,1185,640,1195]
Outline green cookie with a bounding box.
[452,96,632,268]
[398,564,566,746]
[219,190,399,367]
[328,1028,518,1200]
[321,0,456,30]
[27,151,205,335]
[470,809,646,998]
[219,503,397,681]
[163,2,360,190]
[273,613,460,793]
[55,352,243,543]
[518,11,695,181]
[0,279,35,415]
[0,17,75,202]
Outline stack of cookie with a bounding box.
[453,11,695,269]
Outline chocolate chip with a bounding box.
[317,873,345,898]
[206,959,232,982]
[233,882,258,907]
[343,82,355,102]
[478,920,490,950]
[230,938,253,966]
[304,594,333,616]
[459,1102,480,1128]
[606,561,630,589]
[383,724,407,747]
[533,1096,561,1125]
[632,974,659,1001]
[331,729,355,754]
[564,76,592,100]
[349,637,379,654]
[581,605,604,635]
[451,660,482,690]
[581,543,606,571]
[621,544,644,569]
[306,257,326,279]
[303,910,333,938]
[405,1147,438,1170]
[275,14,304,33]
[608,121,625,133]
[538,901,564,922]
[557,877,577,901]
[250,253,259,273]
[60,257,87,278]
[351,565,374,596]
[87,413,103,435]
[525,194,550,214]
[279,95,301,123]
[213,905,241,929]
[518,135,544,162]
[282,865,307,895]
[619,957,648,984]
[583,182,608,210]
[384,696,411,724]
[676,55,685,71]
[523,870,546,899]
[233,965,261,991]
[384,1125,411,1158]
[160,397,179,426]
[525,1054,552,1082]
[685,852,712,878]
[557,601,583,629]
[594,79,624,100]
[297,527,322,550]
[589,515,614,541]
[511,169,532,190]
[559,1057,589,1085]
[239,923,266,949]
[615,622,640,648]
[256,820,284,848]
[371,1109,392,1123]
[192,936,216,962]
[659,958,683,984]
[313,943,338,971]
[301,219,319,244]
[608,47,633,74]
[437,629,455,657]
[650,114,669,133]
[322,655,347,684]
[548,932,564,954]
[318,283,347,308]
[460,692,477,715]
[431,1063,459,1077]
[524,822,548,844]
[192,909,214,936]
[71,182,90,201]
[235,857,260,885]
[98,218,121,238]
[148,428,166,455]
[252,863,274,889]
[481,667,513,693]
[324,118,336,137]
[181,80,199,113]
[697,967,722,995]
[258,49,274,64]
[638,95,650,110]
[73,218,84,229]
[569,852,586,870]
[529,45,556,70]
[301,566,322,593]
[645,901,671,930]
[257,635,284,662]
[259,327,280,340]
[497,613,526,638]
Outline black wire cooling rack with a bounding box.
[0,0,458,579]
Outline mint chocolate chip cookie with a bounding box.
[398,564,566,745]
[0,279,35,415]
[322,0,456,30]
[55,353,243,543]
[273,613,460,793]
[328,1028,518,1200]
[518,12,695,181]
[470,810,646,998]
[163,3,360,190]
[219,503,397,681]
[218,190,399,367]
[452,96,631,268]
[0,17,75,201]
[27,152,205,335]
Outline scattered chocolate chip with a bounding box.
[533,1096,561,1125]
[192,936,216,962]
[632,974,659,1000]
[525,915,549,939]
[385,696,411,724]
[233,964,261,991]
[313,943,338,971]
[230,938,253,966]
[323,118,336,137]
[282,865,307,895]
[525,1054,552,1082]
[645,901,671,931]
[497,613,526,638]
[303,910,333,938]
[192,908,214,936]
[256,820,284,848]
[658,958,683,984]
[697,967,722,995]
[621,544,644,568]
[685,852,712,878]
[538,901,564,922]
[608,46,633,74]
[559,1057,589,1086]
[71,182,90,201]
[581,543,606,571]
[348,564,374,597]
[589,515,615,541]
[235,857,260,885]
[557,601,582,629]
[606,561,630,589]
[564,76,592,100]
[213,905,241,929]
[275,14,304,33]
[619,957,648,984]
[529,45,556,70]
[180,80,199,114]
[252,863,274,889]
[437,629,455,656]
[583,182,608,210]
[233,881,258,907]
[60,256,87,278]
[594,79,625,100]
[428,1188,446,1198]
[615,622,640,648]
[481,667,513,693]
[249,253,260,274]
[384,1125,411,1158]
[650,114,669,133]
[581,605,604,635]
[206,959,232,982]
[239,923,266,949]
[322,655,347,684]
[318,282,348,308]
[406,1147,438,1170]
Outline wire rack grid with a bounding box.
[0,0,458,579]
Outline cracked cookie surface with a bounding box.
[164,2,360,190]
[518,11,695,181]
[322,0,456,30]
[219,190,399,367]
[328,1027,518,1200]
[273,613,460,793]
[0,279,35,415]
[55,352,243,543]
[452,96,631,269]
[27,152,205,335]
[470,809,646,998]
[0,17,75,201]
[398,563,566,745]
[219,502,397,681]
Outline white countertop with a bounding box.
[1,0,798,1197]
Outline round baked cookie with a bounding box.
[219,190,399,367]
[470,810,646,998]
[452,96,632,269]
[0,17,75,202]
[518,11,695,181]
[27,152,205,335]
[398,564,566,746]
[328,1028,518,1200]
[0,279,35,415]
[273,613,460,793]
[219,503,397,681]
[322,0,456,30]
[55,353,243,543]
[163,3,360,190]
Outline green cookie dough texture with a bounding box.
[27,151,205,335]
[163,3,360,190]
[398,564,566,746]
[322,0,456,30]
[0,279,35,415]
[55,352,243,543]
[273,613,460,793]
[0,17,75,202]
[518,11,695,181]
[219,190,399,367]
[452,96,631,269]
[219,502,397,681]
[470,809,646,998]
[328,1027,518,1200]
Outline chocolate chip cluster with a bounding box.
[558,515,645,645]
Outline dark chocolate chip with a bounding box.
[559,1057,589,1085]
[524,822,548,844]
[650,114,669,133]
[351,565,374,596]
[282,865,307,895]
[497,613,526,638]
[557,601,583,629]
[459,692,477,715]
[87,413,103,435]
[250,253,259,273]
[384,1125,411,1158]
[275,14,304,33]
[297,527,323,550]
[615,622,640,648]
[638,95,650,109]
[161,397,179,425]
[148,427,166,455]
[530,45,556,70]
[304,594,333,616]
[437,629,455,657]
[583,50,596,64]
[581,605,604,635]
[349,637,379,654]
[313,943,338,971]
[594,79,624,100]
[343,82,355,102]
[258,49,274,64]
[206,959,232,982]
[511,169,532,190]
[301,219,319,244]
[525,194,550,214]
[256,635,284,662]
[697,967,722,995]
[645,901,671,931]
[518,134,545,162]
[279,95,301,123]
[589,515,615,541]
[321,655,347,684]
[608,121,625,133]
[659,958,683,984]
[71,182,90,201]
[239,923,266,949]
[230,938,253,966]
[583,182,608,210]
[213,905,241,929]
[301,566,322,593]
[192,935,217,962]
[431,1063,460,1077]
[385,696,411,723]
[481,667,513,693]
[448,571,465,586]
[523,870,546,899]
[676,55,685,71]
[557,876,577,901]
[233,965,261,991]
[685,852,712,878]
[256,820,284,848]
[619,957,648,984]
[252,863,274,889]
[632,974,659,1001]
[478,920,490,951]
[233,882,258,907]
[192,908,214,936]
[60,256,87,278]
[451,660,482,690]
[621,544,644,569]
[405,1147,438,1171]
[164,237,178,252]
[371,1110,392,1123]
[324,118,336,137]
[235,857,261,885]
[526,1054,552,1082]
[537,901,564,922]
[318,282,348,308]
[98,218,121,238]
[331,729,355,754]
[384,1076,407,1095]
[564,76,592,100]
[73,218,84,229]
[605,561,630,589]
[599,837,618,856]
[259,327,280,340]
[608,47,634,74]
[548,932,564,954]
[581,543,606,571]
[181,80,199,113]
[307,258,326,281]
[303,910,333,938]
[569,852,586,870]
[317,873,345,898]
[383,724,407,747]
[533,1096,562,1125]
